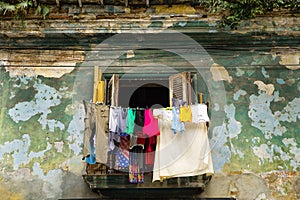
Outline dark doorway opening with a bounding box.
[129,83,169,108]
[118,80,169,108]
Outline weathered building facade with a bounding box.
[0,1,299,199]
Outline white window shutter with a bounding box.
[169,72,192,107]
[106,74,119,106]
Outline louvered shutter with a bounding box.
[169,72,192,107]
[106,74,119,106]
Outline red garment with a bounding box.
[136,133,147,147]
[145,136,156,165]
[142,109,160,137]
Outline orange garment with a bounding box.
[179,106,192,122]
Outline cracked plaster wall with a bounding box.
[0,10,300,199]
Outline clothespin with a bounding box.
[199,92,203,104]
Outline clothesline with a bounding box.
[107,104,210,126]
[94,96,208,110]
[83,100,210,139]
[106,104,208,109]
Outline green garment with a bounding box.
[126,108,136,135]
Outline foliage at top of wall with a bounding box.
[197,0,300,28]
[0,0,49,19]
[0,0,299,28]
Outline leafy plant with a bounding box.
[35,4,50,19]
[0,1,15,14]
[16,0,32,10]
[0,0,49,19]
[196,0,300,28]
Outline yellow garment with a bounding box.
[179,106,192,122]
[96,81,105,103]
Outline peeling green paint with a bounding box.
[0,14,299,199]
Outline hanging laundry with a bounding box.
[96,80,105,103]
[129,133,146,150]
[134,109,144,134]
[171,107,185,134]
[82,101,214,184]
[108,131,120,151]
[153,108,173,121]
[153,121,214,182]
[129,146,144,184]
[179,106,192,122]
[143,109,160,137]
[82,101,96,160]
[152,108,163,119]
[109,106,119,133]
[117,149,129,172]
[126,108,136,135]
[85,139,96,164]
[163,109,173,121]
[82,101,109,165]
[116,136,130,171]
[94,104,110,164]
[172,98,186,107]
[107,147,118,171]
[117,107,128,136]
[191,104,210,123]
[145,136,157,171]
